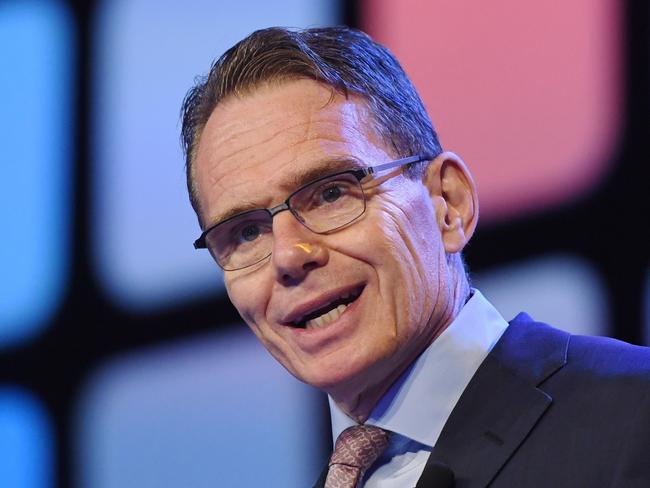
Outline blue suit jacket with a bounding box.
[315,314,650,487]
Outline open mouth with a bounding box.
[292,286,363,330]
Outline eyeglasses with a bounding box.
[194,154,433,271]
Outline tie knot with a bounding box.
[330,425,390,469]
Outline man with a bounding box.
[181,27,650,487]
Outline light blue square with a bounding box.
[0,388,53,488]
[0,0,73,348]
[76,327,327,487]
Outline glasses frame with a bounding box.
[193,153,434,270]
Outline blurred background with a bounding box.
[0,0,648,486]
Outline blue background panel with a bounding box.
[0,388,53,488]
[92,0,339,311]
[76,327,327,487]
[0,0,73,348]
[473,254,609,336]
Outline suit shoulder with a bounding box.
[507,313,650,387]
[565,333,650,382]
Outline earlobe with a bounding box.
[424,152,479,253]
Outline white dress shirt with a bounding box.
[328,290,509,487]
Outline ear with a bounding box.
[423,151,479,253]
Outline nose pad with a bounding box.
[291,210,306,225]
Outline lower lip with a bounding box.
[287,289,364,351]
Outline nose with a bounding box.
[271,212,328,285]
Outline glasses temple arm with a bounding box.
[366,154,434,176]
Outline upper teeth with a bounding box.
[305,303,349,330]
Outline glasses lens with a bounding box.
[205,209,273,270]
[291,172,365,233]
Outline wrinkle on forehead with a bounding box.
[194,79,387,226]
[199,81,371,158]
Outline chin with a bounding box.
[293,352,383,395]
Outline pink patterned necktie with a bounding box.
[324,425,390,488]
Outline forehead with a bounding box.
[193,79,391,226]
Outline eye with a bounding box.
[321,184,343,203]
[295,174,359,214]
[239,223,261,243]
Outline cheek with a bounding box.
[370,200,442,324]
[372,199,439,276]
[225,275,268,327]
[227,276,293,362]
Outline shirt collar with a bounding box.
[329,289,509,447]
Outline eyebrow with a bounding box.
[207,156,364,228]
[209,200,262,228]
[281,156,363,191]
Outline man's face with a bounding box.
[194,79,455,404]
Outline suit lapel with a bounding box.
[419,316,570,487]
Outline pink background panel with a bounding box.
[362,0,621,223]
